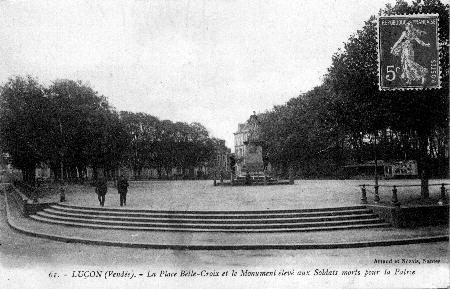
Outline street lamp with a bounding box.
[374,132,380,202]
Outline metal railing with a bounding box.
[359,183,449,206]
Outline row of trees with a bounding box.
[120,111,225,179]
[259,0,448,191]
[0,77,225,183]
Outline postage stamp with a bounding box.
[378,14,440,90]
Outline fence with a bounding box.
[359,183,448,206]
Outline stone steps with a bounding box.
[234,176,279,185]
[53,203,369,214]
[40,208,378,223]
[30,204,390,233]
[47,204,373,218]
[30,214,390,232]
[233,180,279,183]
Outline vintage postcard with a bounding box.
[0,1,448,289]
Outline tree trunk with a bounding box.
[358,134,364,163]
[288,164,294,185]
[157,167,162,179]
[418,133,429,199]
[92,166,98,181]
[23,166,36,185]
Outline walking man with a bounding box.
[95,176,108,207]
[117,174,129,206]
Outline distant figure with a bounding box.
[117,175,129,206]
[245,171,252,186]
[59,187,66,202]
[95,176,108,207]
[229,156,236,174]
[263,153,269,171]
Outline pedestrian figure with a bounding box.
[59,187,66,202]
[95,176,107,207]
[117,174,129,206]
[245,171,252,186]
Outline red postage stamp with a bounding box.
[378,14,440,90]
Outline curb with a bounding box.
[4,192,449,250]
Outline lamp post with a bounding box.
[374,133,380,202]
[59,120,64,182]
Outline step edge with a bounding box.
[30,215,391,232]
[32,213,385,228]
[53,203,368,214]
[39,210,379,222]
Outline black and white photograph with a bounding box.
[0,0,448,288]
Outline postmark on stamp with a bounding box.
[378,14,440,90]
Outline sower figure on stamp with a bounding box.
[390,21,430,85]
[117,174,129,206]
[95,175,108,207]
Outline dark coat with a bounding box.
[117,178,129,194]
[96,178,108,196]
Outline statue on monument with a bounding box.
[247,111,262,144]
[234,111,266,176]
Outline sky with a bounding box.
[0,0,397,150]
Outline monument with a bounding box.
[234,112,265,176]
[213,112,288,185]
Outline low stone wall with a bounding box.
[7,185,29,215]
[6,184,55,216]
[368,204,449,228]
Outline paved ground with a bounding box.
[1,194,448,288]
[1,181,449,289]
[40,179,449,210]
[5,191,448,247]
